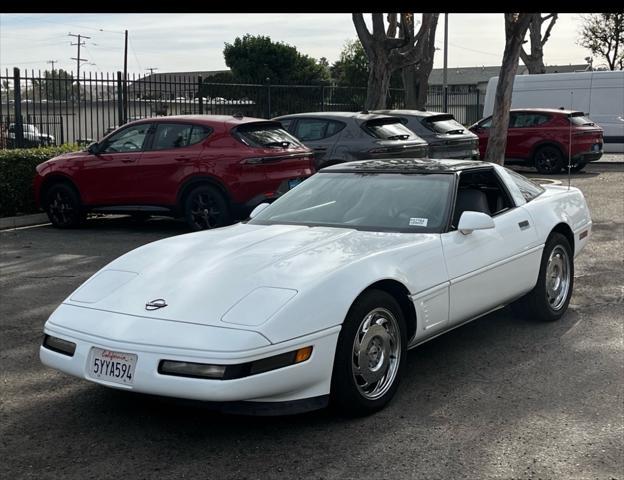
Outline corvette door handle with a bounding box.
[518,220,530,230]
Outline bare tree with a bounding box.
[520,13,558,74]
[401,14,440,109]
[578,13,624,71]
[484,13,533,165]
[352,13,438,109]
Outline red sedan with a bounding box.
[34,115,314,230]
[469,108,603,174]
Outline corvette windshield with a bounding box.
[249,172,454,232]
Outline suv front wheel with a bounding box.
[44,183,85,228]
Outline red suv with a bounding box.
[34,115,314,230]
[469,108,603,174]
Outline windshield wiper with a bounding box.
[387,134,410,140]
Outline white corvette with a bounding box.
[40,159,592,416]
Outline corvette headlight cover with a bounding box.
[221,287,297,326]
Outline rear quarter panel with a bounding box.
[523,185,592,257]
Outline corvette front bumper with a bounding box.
[40,304,340,412]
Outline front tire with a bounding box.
[184,185,230,231]
[516,232,574,322]
[330,289,407,416]
[44,183,85,228]
[533,145,564,175]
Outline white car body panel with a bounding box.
[40,160,592,409]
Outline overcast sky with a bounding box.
[0,13,594,76]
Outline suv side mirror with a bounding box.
[249,202,270,219]
[87,142,100,155]
[458,211,494,235]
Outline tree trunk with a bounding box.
[365,59,392,109]
[402,66,418,108]
[401,14,439,110]
[484,14,532,166]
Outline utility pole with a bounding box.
[123,29,128,124]
[443,13,448,112]
[47,60,58,73]
[69,33,90,82]
[146,67,158,75]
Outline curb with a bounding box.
[0,213,49,230]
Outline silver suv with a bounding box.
[374,110,480,160]
[273,112,429,169]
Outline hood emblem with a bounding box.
[145,298,168,311]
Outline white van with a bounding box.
[483,71,624,153]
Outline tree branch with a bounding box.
[352,13,375,56]
[372,13,386,40]
[541,13,558,46]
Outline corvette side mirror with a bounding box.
[458,211,494,235]
[249,202,270,219]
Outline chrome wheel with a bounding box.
[352,307,401,400]
[546,245,571,311]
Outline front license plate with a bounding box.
[88,347,137,385]
[288,178,302,189]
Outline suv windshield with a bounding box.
[363,119,416,140]
[249,172,454,233]
[422,115,466,134]
[235,122,306,148]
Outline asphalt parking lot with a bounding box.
[1,160,622,480]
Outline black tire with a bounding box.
[43,183,85,229]
[514,232,574,322]
[330,289,407,416]
[533,145,564,175]
[183,185,230,231]
[570,162,586,173]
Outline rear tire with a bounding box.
[183,185,230,231]
[44,183,85,229]
[514,232,574,322]
[533,145,564,175]
[330,289,407,417]
[570,162,586,173]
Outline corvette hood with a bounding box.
[65,223,436,328]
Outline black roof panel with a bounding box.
[321,158,489,174]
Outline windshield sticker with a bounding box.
[409,217,428,227]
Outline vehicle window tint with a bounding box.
[511,113,550,128]
[422,115,466,134]
[294,119,330,141]
[326,120,345,137]
[188,125,211,145]
[235,123,306,148]
[277,119,293,131]
[151,123,193,150]
[505,168,545,202]
[101,124,150,153]
[363,119,416,140]
[569,115,596,126]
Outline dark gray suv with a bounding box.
[273,112,429,169]
[373,110,480,160]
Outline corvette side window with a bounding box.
[451,169,514,228]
